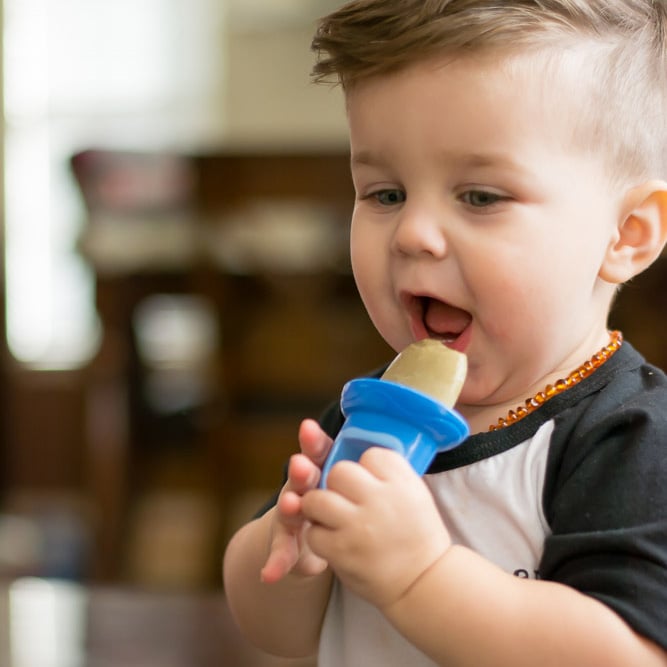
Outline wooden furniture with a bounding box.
[72,149,392,583]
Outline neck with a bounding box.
[460,330,622,435]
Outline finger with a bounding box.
[358,446,415,482]
[287,453,321,494]
[302,487,357,530]
[324,458,380,504]
[298,419,333,468]
[275,489,304,529]
[260,530,299,584]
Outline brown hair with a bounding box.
[311,0,667,182]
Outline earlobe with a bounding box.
[599,180,667,285]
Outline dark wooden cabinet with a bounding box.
[73,149,392,584]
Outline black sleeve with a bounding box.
[540,370,667,650]
[318,397,346,439]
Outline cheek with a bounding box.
[350,238,383,320]
[350,219,382,293]
[466,242,559,331]
[350,223,406,350]
[350,233,368,291]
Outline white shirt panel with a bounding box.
[318,420,554,666]
[425,419,553,576]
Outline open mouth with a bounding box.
[419,296,472,346]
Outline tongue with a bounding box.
[424,300,471,339]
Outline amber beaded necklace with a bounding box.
[488,330,623,431]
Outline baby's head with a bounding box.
[312,0,667,186]
[310,1,667,427]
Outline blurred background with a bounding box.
[0,0,664,664]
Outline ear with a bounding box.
[599,180,667,285]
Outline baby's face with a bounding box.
[347,52,623,415]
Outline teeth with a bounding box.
[427,328,458,344]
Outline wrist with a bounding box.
[378,541,454,617]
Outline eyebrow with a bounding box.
[455,153,527,173]
[350,150,384,168]
[351,149,529,174]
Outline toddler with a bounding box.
[224,2,667,665]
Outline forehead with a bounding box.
[346,46,589,114]
[346,52,583,159]
[345,48,621,194]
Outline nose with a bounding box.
[390,205,448,258]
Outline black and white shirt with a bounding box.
[315,341,667,665]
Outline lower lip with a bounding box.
[410,321,472,353]
[445,325,472,353]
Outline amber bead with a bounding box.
[488,331,623,432]
[555,378,568,392]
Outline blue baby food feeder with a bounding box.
[320,377,469,487]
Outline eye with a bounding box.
[372,189,406,206]
[460,189,505,208]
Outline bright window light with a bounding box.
[9,577,88,667]
[3,0,226,368]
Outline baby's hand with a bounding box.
[260,419,332,584]
[302,447,450,610]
